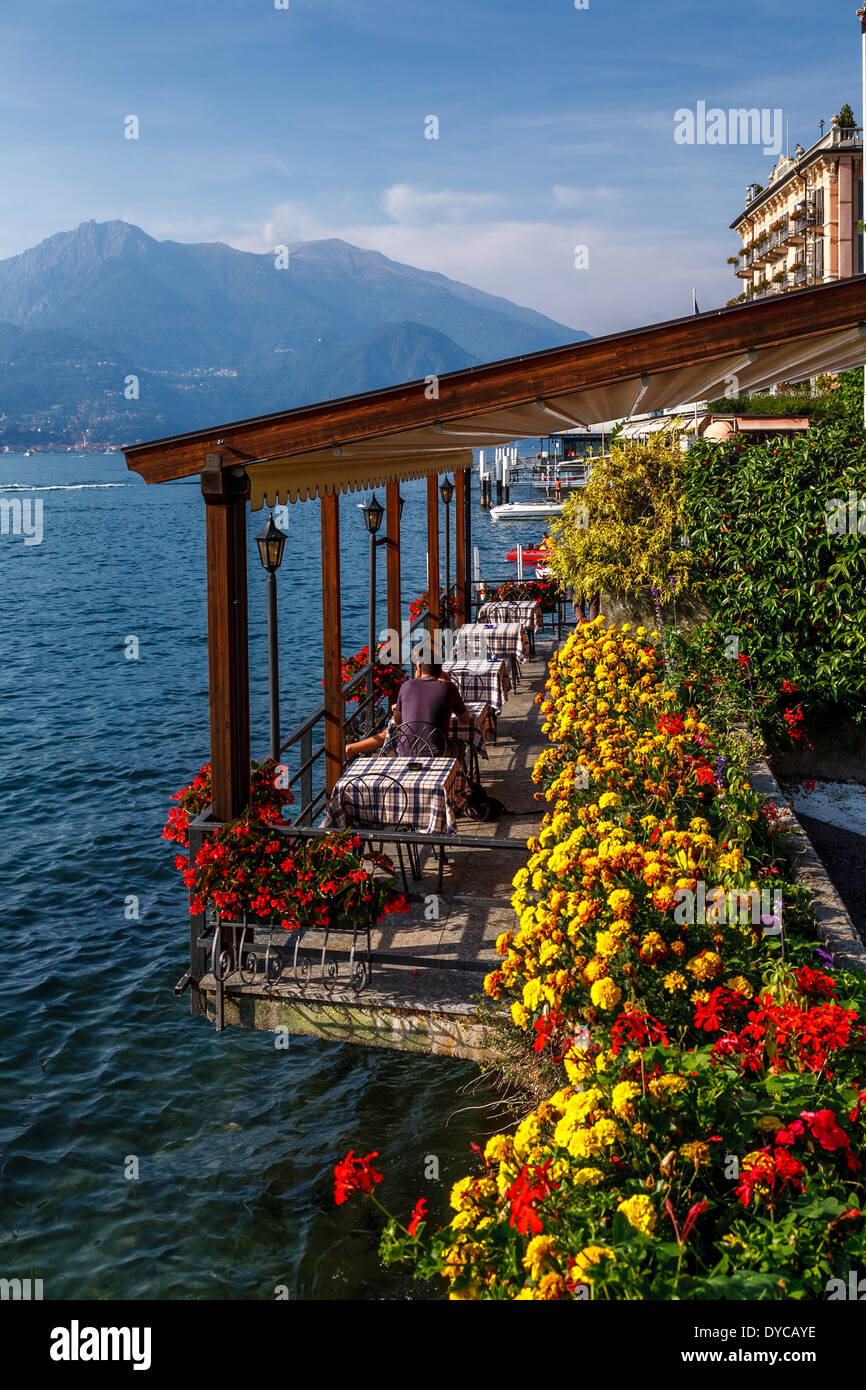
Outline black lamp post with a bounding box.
[440,476,454,628]
[255,514,288,760]
[361,494,385,720]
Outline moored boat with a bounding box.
[490,500,564,521]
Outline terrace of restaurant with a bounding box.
[124,275,866,1058]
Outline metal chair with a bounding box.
[340,772,419,892]
[381,720,444,758]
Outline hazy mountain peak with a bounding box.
[0,219,588,449]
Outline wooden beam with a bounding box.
[124,277,866,483]
[455,468,467,626]
[201,457,250,821]
[426,475,440,634]
[320,491,343,792]
[385,480,401,641]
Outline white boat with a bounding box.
[489,500,565,521]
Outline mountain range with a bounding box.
[0,220,587,449]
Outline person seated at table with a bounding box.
[344,660,467,762]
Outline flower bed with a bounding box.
[337,618,866,1299]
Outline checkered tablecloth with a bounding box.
[454,622,528,663]
[457,701,496,756]
[478,599,543,632]
[441,657,511,711]
[323,756,469,835]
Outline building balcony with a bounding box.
[788,215,807,243]
[765,226,788,260]
[751,241,771,267]
[789,265,807,287]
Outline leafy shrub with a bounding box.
[685,421,866,727]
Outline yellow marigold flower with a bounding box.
[670,940,686,957]
[662,970,687,993]
[607,888,633,914]
[611,1080,641,1121]
[680,1140,711,1168]
[484,1134,513,1163]
[572,1166,605,1187]
[583,956,607,983]
[450,1176,475,1211]
[537,1271,569,1300]
[590,977,622,1011]
[564,1048,594,1084]
[598,791,622,809]
[511,1001,529,1030]
[617,1193,657,1237]
[595,929,622,957]
[514,1112,544,1158]
[452,1208,479,1230]
[632,1122,651,1139]
[686,950,723,982]
[647,1074,688,1102]
[572,1245,615,1283]
[523,1234,558,1282]
[724,975,754,998]
[523,977,544,1011]
[591,1116,623,1148]
[639,930,667,964]
[595,1048,616,1074]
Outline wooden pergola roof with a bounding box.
[126,277,866,824]
[124,276,866,505]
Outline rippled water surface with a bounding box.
[0,454,532,1300]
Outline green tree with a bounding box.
[837,103,857,129]
[547,431,694,600]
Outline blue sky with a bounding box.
[0,0,861,334]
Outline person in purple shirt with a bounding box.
[345,659,467,762]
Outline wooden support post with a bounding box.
[201,455,250,823]
[385,480,402,643]
[426,473,440,634]
[455,469,467,626]
[321,490,343,793]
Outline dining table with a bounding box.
[323,754,469,836]
[454,621,528,664]
[441,656,512,712]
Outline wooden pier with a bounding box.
[195,637,557,1060]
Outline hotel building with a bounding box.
[728,115,863,304]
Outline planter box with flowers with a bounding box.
[408,589,458,626]
[164,760,409,992]
[483,578,561,612]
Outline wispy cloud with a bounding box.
[381,184,504,224]
[552,184,620,208]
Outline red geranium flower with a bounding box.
[407,1197,429,1235]
[333,1149,383,1205]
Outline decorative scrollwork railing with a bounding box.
[204,909,374,1025]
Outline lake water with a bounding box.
[0,453,538,1300]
